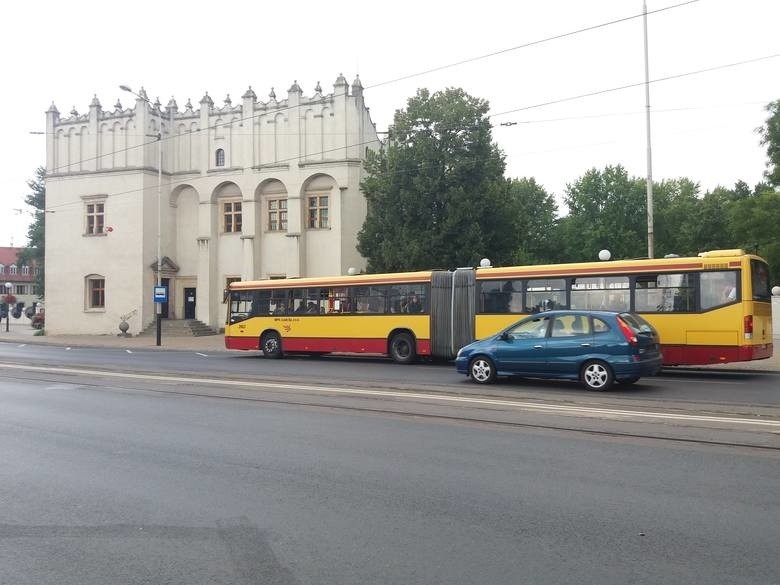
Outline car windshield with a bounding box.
[618,312,655,334]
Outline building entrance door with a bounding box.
[161,278,170,319]
[184,288,196,319]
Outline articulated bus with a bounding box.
[225,249,773,365]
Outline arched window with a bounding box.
[0,264,4,274]
[215,148,225,167]
[22,265,29,275]
[10,265,17,275]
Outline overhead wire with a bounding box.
[41,0,701,177]
[42,50,779,214]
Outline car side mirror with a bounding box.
[500,331,511,341]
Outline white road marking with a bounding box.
[1,363,777,429]
[661,377,742,385]
[195,353,209,357]
[17,344,26,348]
[65,347,71,351]
[126,350,133,354]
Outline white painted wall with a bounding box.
[45,76,379,334]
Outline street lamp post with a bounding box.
[120,85,163,346]
[4,282,11,332]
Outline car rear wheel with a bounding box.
[581,360,614,391]
[260,332,283,359]
[616,376,640,385]
[469,357,496,384]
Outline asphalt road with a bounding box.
[1,370,778,585]
[0,341,778,409]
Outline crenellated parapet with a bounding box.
[46,73,379,177]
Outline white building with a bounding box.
[44,75,379,335]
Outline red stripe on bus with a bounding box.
[226,336,432,356]
[225,336,260,350]
[661,343,773,366]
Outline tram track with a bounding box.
[3,365,779,453]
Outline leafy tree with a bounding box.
[728,189,780,283]
[506,177,558,264]
[758,99,780,187]
[555,165,647,262]
[357,88,516,271]
[17,167,45,297]
[652,177,701,257]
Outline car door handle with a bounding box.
[580,343,591,347]
[533,345,543,349]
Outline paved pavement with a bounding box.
[0,318,778,372]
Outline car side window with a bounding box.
[551,315,592,337]
[508,317,549,339]
[592,317,610,334]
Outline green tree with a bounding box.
[17,166,45,297]
[758,99,780,187]
[728,189,780,283]
[506,177,558,264]
[652,177,701,257]
[555,165,647,262]
[357,88,516,271]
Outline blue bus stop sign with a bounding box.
[153,286,168,303]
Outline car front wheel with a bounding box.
[581,360,614,391]
[469,357,496,384]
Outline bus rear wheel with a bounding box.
[261,332,283,359]
[389,332,416,364]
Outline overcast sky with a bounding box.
[1,0,777,248]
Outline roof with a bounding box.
[232,270,435,290]
[0,246,37,283]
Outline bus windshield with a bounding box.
[751,259,771,301]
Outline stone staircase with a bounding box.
[137,318,218,337]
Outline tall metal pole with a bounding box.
[643,0,655,258]
[156,124,162,346]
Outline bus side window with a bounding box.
[700,271,739,309]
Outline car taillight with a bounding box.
[744,315,753,339]
[617,317,638,347]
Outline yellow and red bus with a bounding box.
[225,270,475,363]
[474,249,773,365]
[225,249,773,365]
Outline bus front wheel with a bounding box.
[261,332,283,359]
[389,332,416,364]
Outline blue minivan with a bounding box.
[455,310,662,390]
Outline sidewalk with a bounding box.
[0,319,228,352]
[0,318,778,371]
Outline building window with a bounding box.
[86,202,105,234]
[215,148,225,167]
[308,195,329,229]
[87,277,105,309]
[223,200,242,233]
[16,285,26,295]
[268,198,288,231]
[34,267,40,276]
[22,265,29,275]
[0,264,4,274]
[10,265,17,275]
